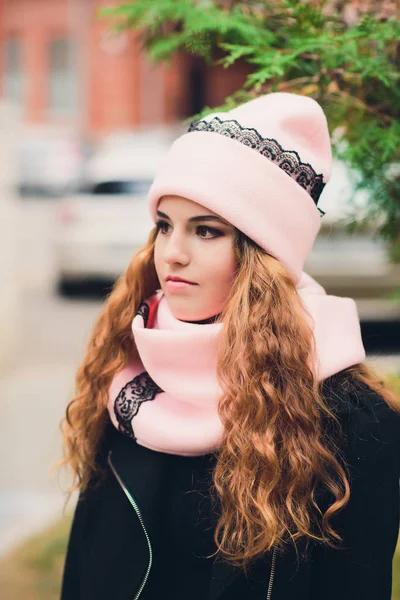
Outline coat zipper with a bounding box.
[266,545,277,599]
[108,451,153,600]
[108,450,276,600]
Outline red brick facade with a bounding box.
[0,0,250,141]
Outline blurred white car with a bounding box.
[17,125,86,197]
[306,159,390,276]
[53,128,182,293]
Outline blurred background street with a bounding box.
[0,0,399,598]
[1,159,399,559]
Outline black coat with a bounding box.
[61,371,400,600]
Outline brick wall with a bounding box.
[0,0,249,140]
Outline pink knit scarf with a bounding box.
[107,272,365,456]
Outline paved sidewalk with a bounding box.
[0,361,77,556]
[0,284,101,557]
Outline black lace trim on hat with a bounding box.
[188,116,326,216]
[114,371,164,439]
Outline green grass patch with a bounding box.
[385,372,400,397]
[388,374,400,600]
[394,544,400,600]
[0,513,72,600]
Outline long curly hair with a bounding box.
[59,223,399,571]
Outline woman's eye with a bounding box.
[155,221,221,239]
[156,220,170,234]
[196,225,221,239]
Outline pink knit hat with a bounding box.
[147,92,332,283]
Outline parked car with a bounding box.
[305,158,391,282]
[53,127,181,294]
[17,125,87,197]
[305,158,400,348]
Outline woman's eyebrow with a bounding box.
[156,210,229,225]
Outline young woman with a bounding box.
[60,92,400,600]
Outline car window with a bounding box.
[91,180,153,195]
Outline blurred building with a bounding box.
[0,0,250,142]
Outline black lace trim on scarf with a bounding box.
[188,116,326,216]
[113,301,163,439]
[114,372,164,439]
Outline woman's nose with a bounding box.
[164,232,190,265]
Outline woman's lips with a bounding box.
[165,280,197,292]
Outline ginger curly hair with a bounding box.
[59,224,399,572]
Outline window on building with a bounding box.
[48,38,78,116]
[4,37,24,106]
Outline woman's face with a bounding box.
[154,195,237,322]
